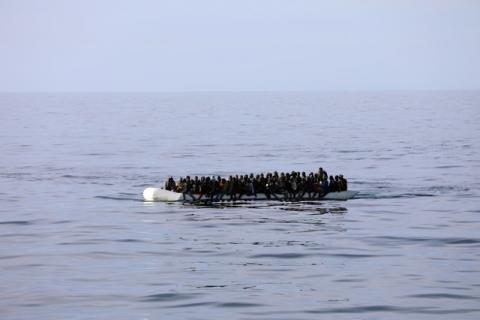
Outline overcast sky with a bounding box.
[1,0,479,91]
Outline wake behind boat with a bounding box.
[143,168,357,203]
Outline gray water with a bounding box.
[1,91,479,320]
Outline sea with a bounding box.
[1,91,479,320]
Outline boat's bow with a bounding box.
[143,188,183,202]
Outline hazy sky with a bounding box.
[1,0,479,91]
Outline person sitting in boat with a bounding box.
[264,177,273,200]
[321,176,329,194]
[177,178,186,194]
[192,176,199,193]
[301,172,314,198]
[165,177,176,191]
[210,176,219,201]
[181,176,194,200]
[253,174,261,195]
[338,175,347,191]
[341,175,348,191]
[217,178,227,200]
[319,167,328,182]
[328,175,337,192]
[335,175,342,191]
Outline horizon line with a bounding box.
[1,89,480,94]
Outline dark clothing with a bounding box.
[167,168,347,201]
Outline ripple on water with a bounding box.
[304,305,480,314]
[0,220,34,225]
[164,302,216,308]
[368,236,480,247]
[216,302,264,308]
[406,293,480,300]
[141,293,200,302]
[249,253,310,259]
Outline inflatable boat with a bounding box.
[143,187,358,202]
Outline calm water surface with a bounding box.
[1,92,479,319]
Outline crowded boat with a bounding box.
[163,168,348,201]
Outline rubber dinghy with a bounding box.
[143,187,358,202]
